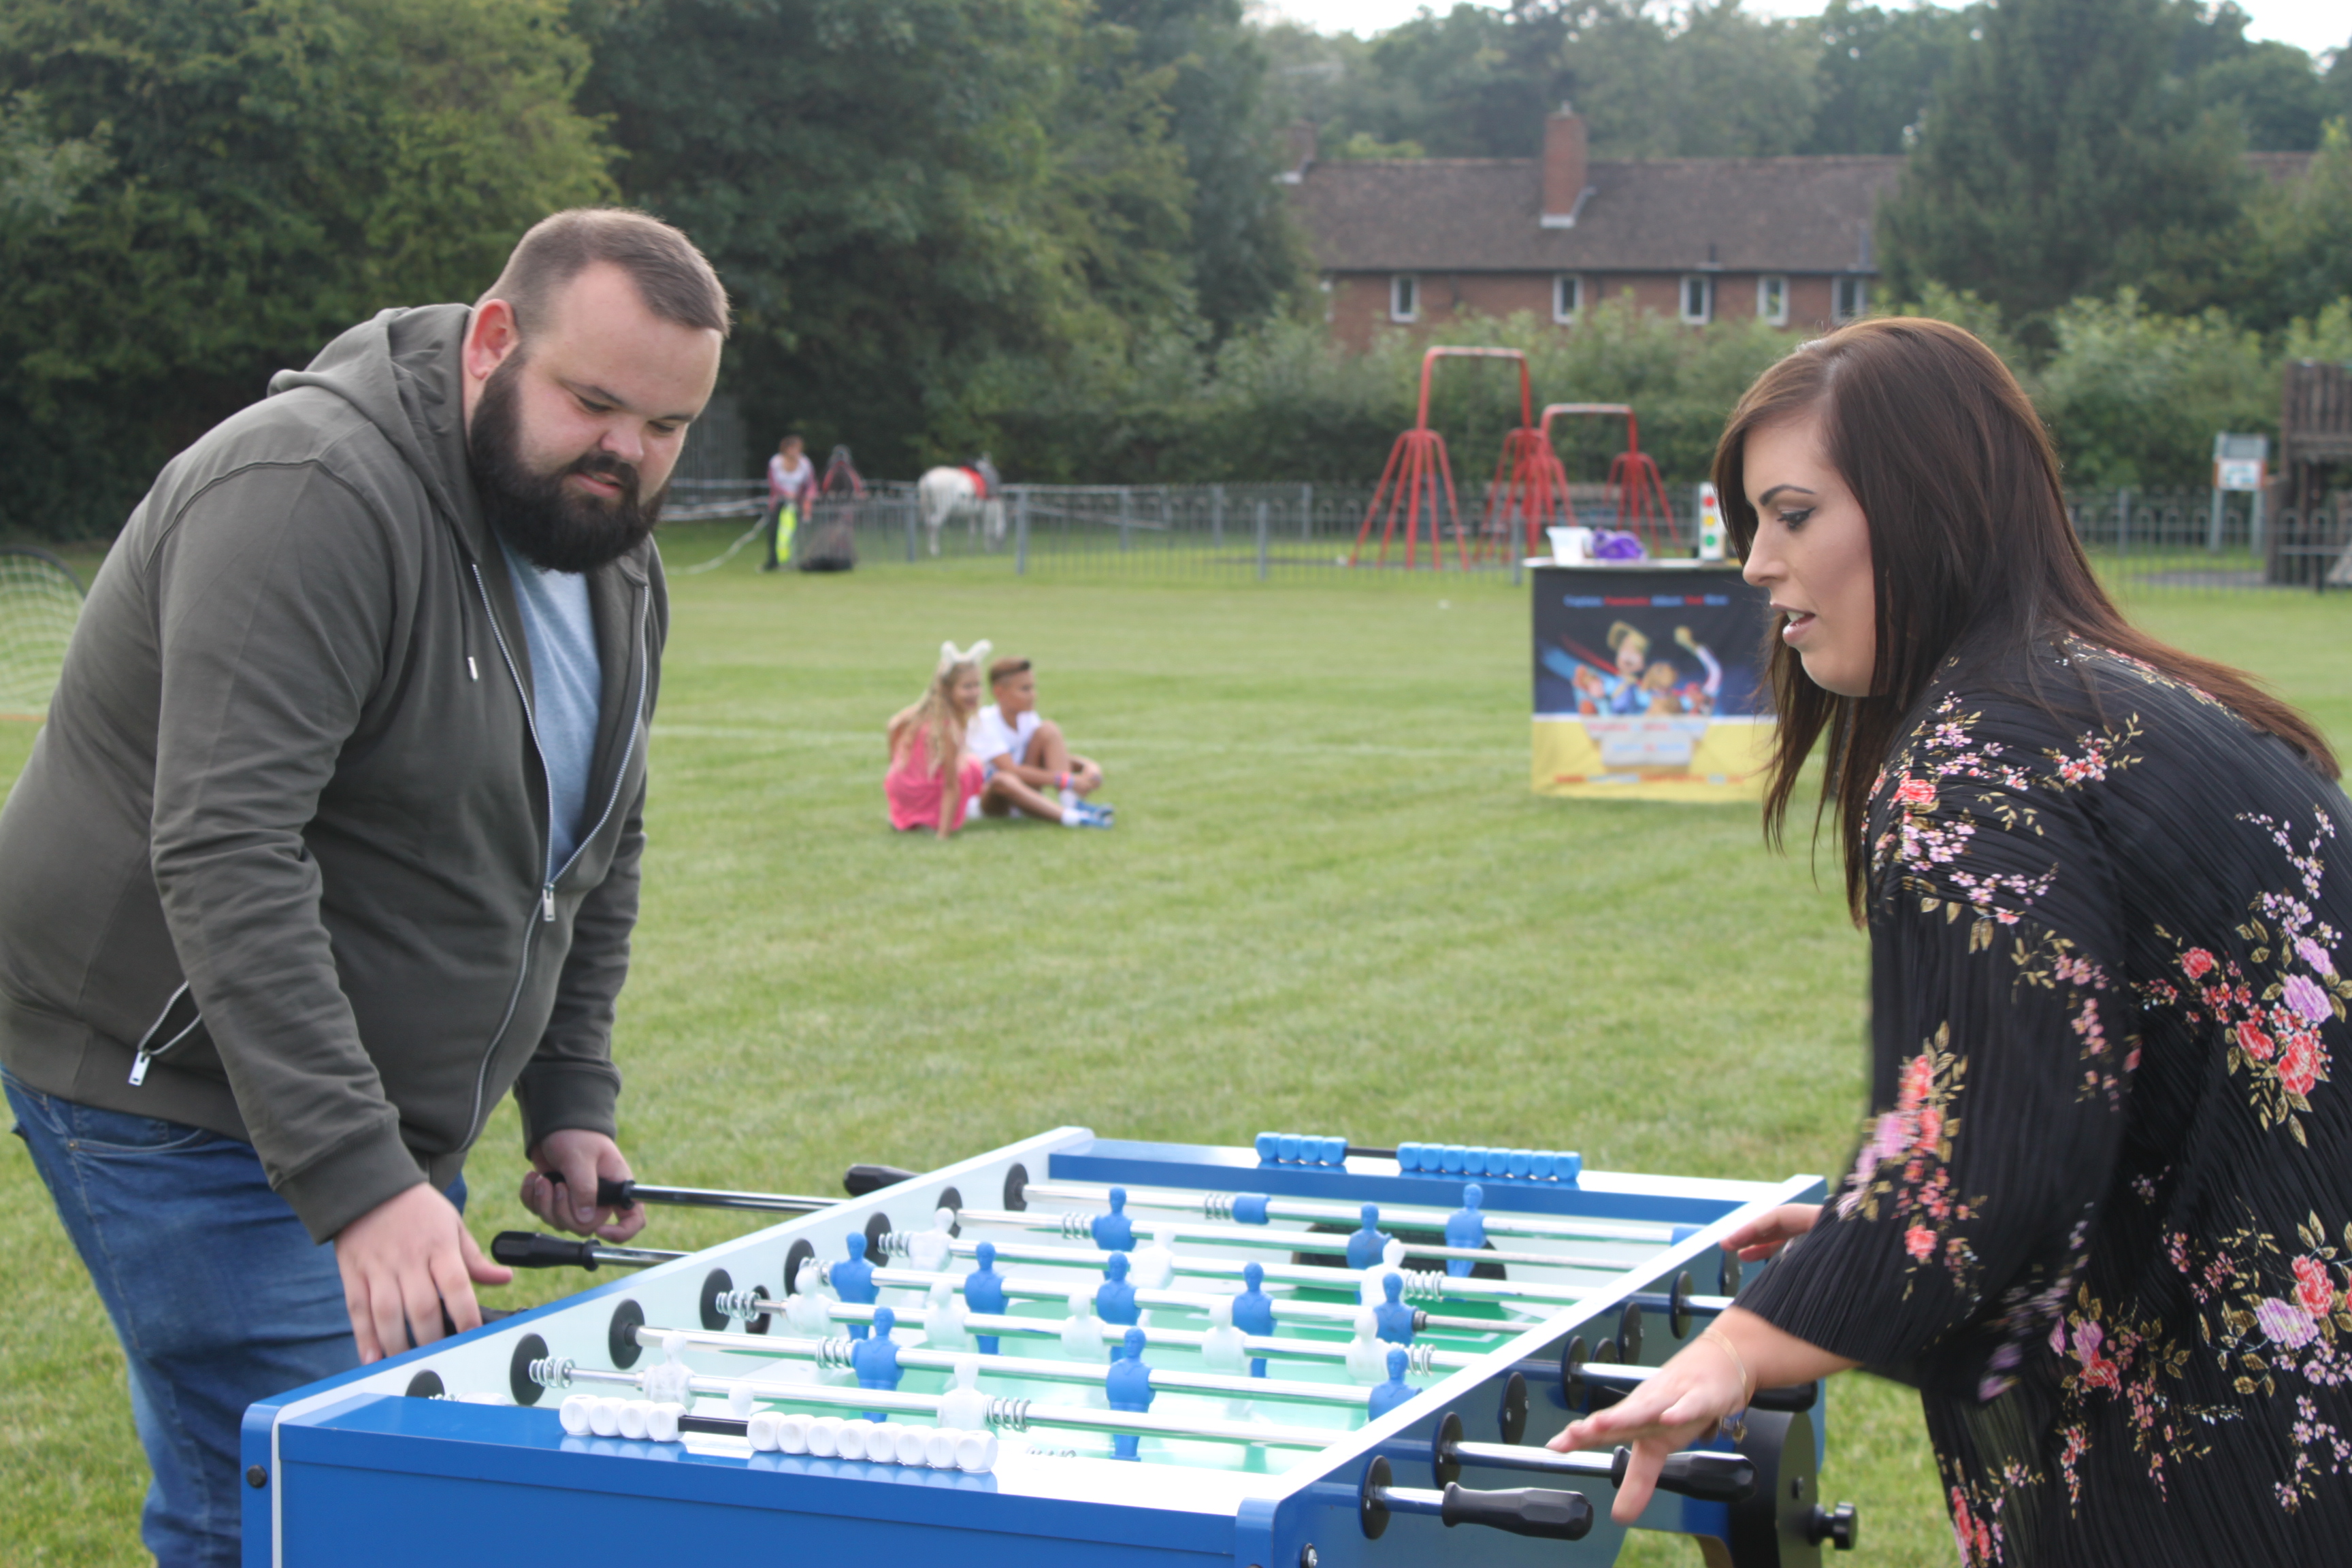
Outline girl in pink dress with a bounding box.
[885,641,990,837]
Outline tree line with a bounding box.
[3,0,2348,539]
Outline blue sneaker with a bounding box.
[1071,802,1115,829]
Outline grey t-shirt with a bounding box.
[497,540,602,876]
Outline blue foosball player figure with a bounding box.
[1345,1203,1391,1269]
[1096,1252,1140,1326]
[1233,1261,1275,1378]
[1373,1271,1414,1345]
[1093,1186,1136,1252]
[834,1232,877,1338]
[1445,1183,1487,1277]
[1105,1327,1154,1460]
[852,1306,902,1420]
[1367,1348,1416,1421]
[966,1240,1007,1354]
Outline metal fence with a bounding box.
[659,478,2352,592]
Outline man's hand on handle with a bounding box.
[521,1128,647,1243]
[336,1183,512,1364]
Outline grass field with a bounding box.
[2,526,2345,1567]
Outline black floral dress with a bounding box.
[1740,640,2352,1567]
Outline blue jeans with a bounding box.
[5,1071,464,1568]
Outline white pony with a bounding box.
[916,455,1004,556]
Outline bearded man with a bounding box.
[0,208,725,1566]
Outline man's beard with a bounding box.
[469,355,666,574]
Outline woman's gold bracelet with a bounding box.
[1695,1328,1754,1407]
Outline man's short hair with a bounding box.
[988,657,1032,686]
[479,208,732,340]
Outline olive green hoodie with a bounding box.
[0,304,665,1242]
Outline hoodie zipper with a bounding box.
[127,982,199,1086]
[463,561,651,1147]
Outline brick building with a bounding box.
[1286,108,1906,349]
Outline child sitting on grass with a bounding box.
[885,642,1107,836]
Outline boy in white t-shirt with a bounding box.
[974,657,1112,823]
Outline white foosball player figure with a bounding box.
[787,1258,834,1337]
[908,1208,958,1273]
[1199,1295,1250,1375]
[1129,1226,1178,1290]
[922,1280,971,1350]
[1060,1290,1105,1361]
[938,1355,990,1431]
[1345,1307,1388,1383]
[1358,1239,1408,1306]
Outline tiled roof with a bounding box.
[1290,155,1906,275]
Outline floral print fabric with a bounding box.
[1738,642,2352,1566]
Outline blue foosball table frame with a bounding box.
[242,1129,1846,1567]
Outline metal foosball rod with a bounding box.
[1428,1410,1756,1501]
[1016,1179,1682,1247]
[627,1322,1379,1408]
[945,1205,1640,1274]
[915,1233,1603,1307]
[550,1172,837,1215]
[493,1232,687,1271]
[532,1357,1345,1450]
[851,1260,1522,1338]
[795,1298,1492,1378]
[1358,1455,1594,1542]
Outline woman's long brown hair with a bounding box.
[1712,316,2337,921]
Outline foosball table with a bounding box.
[240,1129,1855,1566]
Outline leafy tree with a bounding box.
[1096,0,1313,337]
[1878,0,2255,334]
[2171,1,2334,151]
[1800,0,1980,154]
[0,0,615,538]
[2239,120,2352,333]
[0,91,108,231]
[2031,289,2272,487]
[575,0,1202,474]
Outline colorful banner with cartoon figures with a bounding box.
[1530,563,1776,801]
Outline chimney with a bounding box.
[1541,104,1587,229]
[1279,120,1318,185]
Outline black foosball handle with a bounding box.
[844,1163,920,1196]
[543,1171,640,1209]
[1612,1446,1758,1503]
[493,1231,604,1270]
[1439,1482,1595,1539]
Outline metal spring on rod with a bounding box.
[716,1288,770,1322]
[1396,1270,1450,1303]
[811,1337,857,1371]
[1407,1343,1440,1376]
[984,1398,1034,1433]
[1056,1211,1094,1242]
[872,1230,915,1261]
[1200,1193,1235,1222]
[528,1356,576,1390]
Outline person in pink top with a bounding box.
[886,642,1108,836]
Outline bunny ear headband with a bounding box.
[936,639,992,677]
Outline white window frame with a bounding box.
[1390,274,1420,324]
[1679,274,1713,326]
[1833,275,1868,324]
[1756,274,1788,327]
[1552,274,1583,324]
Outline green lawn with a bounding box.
[2,527,2345,1565]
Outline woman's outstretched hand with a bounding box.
[1720,1202,1820,1262]
[1548,1336,1748,1524]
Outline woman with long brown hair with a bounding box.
[1554,318,2352,1564]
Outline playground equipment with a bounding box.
[1352,348,1545,571]
[1521,404,1680,559]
